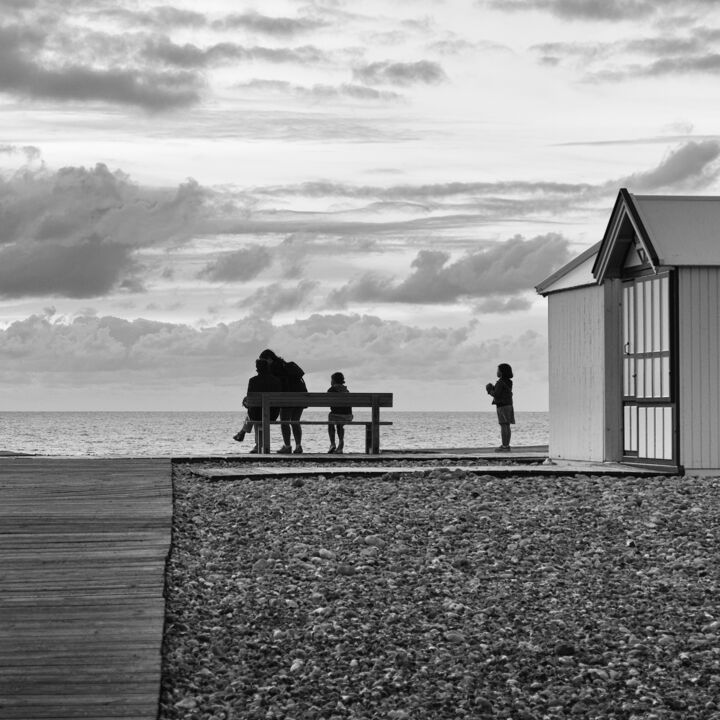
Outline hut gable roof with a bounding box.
[535,242,600,296]
[593,188,720,282]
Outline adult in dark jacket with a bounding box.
[259,348,308,454]
[241,358,282,453]
[486,362,514,452]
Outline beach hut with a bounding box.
[536,188,720,474]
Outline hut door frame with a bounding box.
[621,272,676,464]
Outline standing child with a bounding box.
[486,363,514,452]
[327,371,353,454]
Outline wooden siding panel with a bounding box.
[548,286,605,461]
[603,280,624,461]
[678,268,720,469]
[713,276,720,466]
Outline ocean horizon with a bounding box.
[0,410,549,457]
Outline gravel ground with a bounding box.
[160,465,720,720]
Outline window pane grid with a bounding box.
[622,274,672,461]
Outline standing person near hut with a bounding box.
[486,363,514,452]
[259,348,308,454]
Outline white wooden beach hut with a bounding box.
[536,188,720,474]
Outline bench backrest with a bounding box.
[245,392,393,408]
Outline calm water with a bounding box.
[0,411,548,457]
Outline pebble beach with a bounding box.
[160,464,720,720]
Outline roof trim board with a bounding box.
[535,241,600,295]
[592,188,658,283]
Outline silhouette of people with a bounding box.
[327,371,352,454]
[239,358,281,453]
[486,362,514,452]
[258,348,308,454]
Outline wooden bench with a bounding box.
[245,392,393,454]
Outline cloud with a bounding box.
[255,178,593,200]
[235,78,401,101]
[0,163,206,247]
[618,140,720,190]
[330,233,571,305]
[481,0,713,21]
[353,60,447,86]
[198,245,273,282]
[533,26,720,82]
[88,6,208,29]
[475,296,533,313]
[429,37,509,55]
[213,11,327,36]
[144,38,326,68]
[241,280,319,317]
[0,24,201,110]
[1,141,711,301]
[632,53,720,78]
[0,311,547,394]
[0,313,273,374]
[0,143,41,161]
[0,237,137,299]
[0,162,208,296]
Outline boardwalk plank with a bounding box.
[0,458,171,720]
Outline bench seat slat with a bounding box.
[245,392,393,408]
[267,420,392,426]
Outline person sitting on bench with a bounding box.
[327,371,353,454]
[259,348,308,454]
[240,358,281,453]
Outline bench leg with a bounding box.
[371,401,380,454]
[262,405,271,454]
[365,424,371,454]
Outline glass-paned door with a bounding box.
[622,274,674,461]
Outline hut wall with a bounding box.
[677,267,720,470]
[547,285,606,461]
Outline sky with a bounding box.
[2,0,720,411]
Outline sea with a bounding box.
[0,411,549,457]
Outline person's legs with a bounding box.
[278,408,292,451]
[291,408,303,452]
[500,423,511,448]
[336,423,345,452]
[328,422,336,451]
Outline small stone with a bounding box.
[444,630,465,644]
[318,548,336,560]
[252,558,268,574]
[174,697,198,709]
[290,658,304,673]
[292,477,305,488]
[338,563,356,575]
[364,534,387,548]
[554,642,576,656]
[475,697,493,712]
[664,696,687,711]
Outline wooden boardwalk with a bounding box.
[0,458,172,720]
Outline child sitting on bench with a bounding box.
[327,371,353,454]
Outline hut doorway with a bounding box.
[621,272,675,463]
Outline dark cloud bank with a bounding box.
[0,140,717,305]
